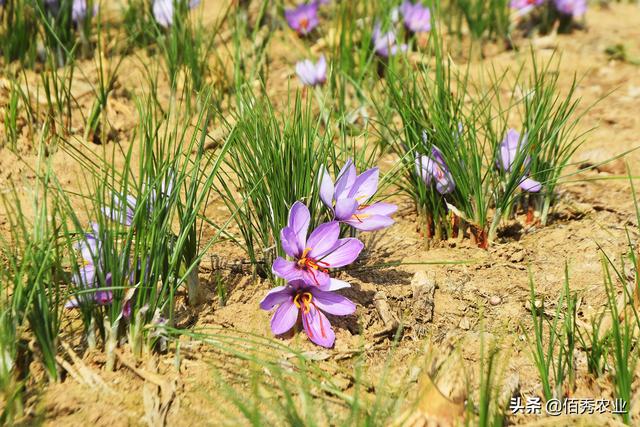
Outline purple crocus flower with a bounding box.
[319,160,397,231]
[153,0,200,28]
[260,279,355,348]
[296,56,327,87]
[554,0,587,18]
[510,0,544,12]
[272,202,364,289]
[102,173,175,226]
[71,0,97,23]
[497,129,542,192]
[400,1,431,33]
[65,224,112,308]
[65,224,134,318]
[372,23,407,57]
[285,2,319,36]
[415,146,456,195]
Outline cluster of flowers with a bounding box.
[33,0,199,28]
[260,161,397,348]
[287,0,432,87]
[415,128,541,196]
[510,0,587,18]
[66,176,175,317]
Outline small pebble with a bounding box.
[490,295,501,306]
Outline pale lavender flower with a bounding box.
[260,279,355,348]
[65,224,134,318]
[153,0,200,28]
[554,0,587,18]
[65,224,112,309]
[272,202,364,289]
[497,129,542,192]
[102,173,175,226]
[296,56,327,87]
[285,2,320,35]
[415,147,456,195]
[372,23,407,57]
[400,1,431,33]
[319,160,397,231]
[71,0,97,23]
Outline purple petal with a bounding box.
[334,198,358,221]
[301,268,330,289]
[260,286,293,310]
[334,160,357,199]
[348,167,379,201]
[152,0,173,27]
[65,297,79,309]
[288,202,310,253]
[280,227,302,258]
[320,238,363,268]
[271,300,299,335]
[315,55,327,83]
[519,177,542,192]
[307,222,340,259]
[301,304,335,348]
[285,3,319,35]
[345,215,395,231]
[310,288,356,316]
[272,257,302,281]
[326,278,351,291]
[318,165,335,209]
[359,202,397,216]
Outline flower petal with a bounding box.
[301,304,335,348]
[325,278,351,291]
[345,215,395,231]
[272,257,302,281]
[519,177,542,193]
[334,198,358,221]
[334,160,356,199]
[271,300,299,336]
[348,167,379,201]
[301,268,330,289]
[358,202,397,217]
[311,288,356,316]
[307,221,340,258]
[320,238,364,268]
[318,165,335,209]
[260,286,293,310]
[280,227,302,258]
[288,202,310,253]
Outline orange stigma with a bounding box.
[297,248,330,286]
[293,291,327,339]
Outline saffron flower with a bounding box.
[319,160,397,231]
[415,147,456,195]
[65,224,113,308]
[497,129,542,192]
[153,0,200,28]
[285,2,319,36]
[272,202,364,289]
[372,24,407,57]
[400,1,431,33]
[71,0,97,23]
[510,0,544,13]
[554,0,587,18]
[102,173,175,226]
[260,279,356,348]
[65,224,135,318]
[296,56,327,87]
